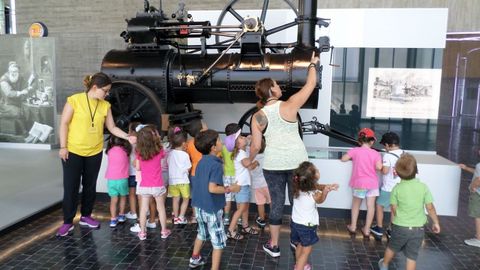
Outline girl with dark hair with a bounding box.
[57,72,133,237]
[341,128,382,238]
[291,161,338,270]
[105,135,131,227]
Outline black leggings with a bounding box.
[61,152,103,224]
[263,169,294,225]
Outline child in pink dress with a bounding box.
[341,128,382,237]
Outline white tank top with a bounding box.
[261,101,308,170]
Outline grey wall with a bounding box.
[13,0,480,104]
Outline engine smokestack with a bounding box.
[297,0,317,48]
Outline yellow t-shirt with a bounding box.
[67,92,111,156]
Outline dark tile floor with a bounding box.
[1,117,480,270]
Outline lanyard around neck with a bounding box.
[85,93,99,127]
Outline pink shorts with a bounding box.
[254,187,271,205]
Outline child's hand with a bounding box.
[459,163,467,170]
[431,223,440,234]
[128,135,137,145]
[470,178,480,192]
[325,183,339,192]
[230,183,241,193]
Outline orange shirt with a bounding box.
[186,139,202,176]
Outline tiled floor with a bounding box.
[1,117,480,269]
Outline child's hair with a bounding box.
[128,121,141,135]
[225,123,240,136]
[168,125,187,148]
[380,131,400,146]
[259,136,266,154]
[184,118,203,137]
[106,135,132,156]
[194,129,219,155]
[395,153,418,180]
[136,124,163,160]
[358,127,376,144]
[293,161,319,198]
[231,134,244,161]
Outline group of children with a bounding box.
[102,121,479,270]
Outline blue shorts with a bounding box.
[195,207,227,249]
[290,221,319,247]
[376,190,391,208]
[128,175,137,188]
[234,185,251,203]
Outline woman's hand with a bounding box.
[59,148,69,161]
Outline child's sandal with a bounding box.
[240,226,259,235]
[227,230,244,240]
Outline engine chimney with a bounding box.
[297,0,317,48]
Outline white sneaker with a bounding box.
[146,221,157,229]
[464,238,480,247]
[130,223,141,233]
[125,212,138,220]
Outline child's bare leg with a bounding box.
[172,196,180,218]
[241,204,250,227]
[376,204,384,228]
[350,197,362,230]
[154,193,168,230]
[119,196,127,215]
[224,201,231,218]
[364,196,376,234]
[149,198,156,223]
[295,245,312,270]
[139,196,150,232]
[229,203,246,233]
[192,237,203,258]
[382,247,395,266]
[257,204,266,220]
[180,197,189,218]
[110,196,118,219]
[406,258,417,270]
[128,187,137,214]
[211,249,223,270]
[475,218,480,239]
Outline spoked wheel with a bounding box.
[215,0,298,53]
[106,80,164,132]
[238,105,303,138]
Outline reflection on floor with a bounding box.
[0,116,480,269]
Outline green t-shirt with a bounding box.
[221,145,235,177]
[390,178,433,227]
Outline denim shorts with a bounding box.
[195,207,227,249]
[128,175,137,188]
[234,185,251,203]
[107,179,129,197]
[376,190,391,208]
[290,221,319,247]
[388,224,424,260]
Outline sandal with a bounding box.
[361,229,370,238]
[227,230,244,240]
[240,226,259,235]
[346,225,356,234]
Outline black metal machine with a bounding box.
[101,0,357,144]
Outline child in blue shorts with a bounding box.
[105,135,131,227]
[189,130,240,270]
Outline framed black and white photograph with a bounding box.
[366,68,442,119]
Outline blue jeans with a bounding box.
[263,169,294,225]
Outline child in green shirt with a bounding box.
[378,153,440,270]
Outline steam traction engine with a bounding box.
[101,0,347,141]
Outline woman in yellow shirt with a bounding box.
[57,72,131,237]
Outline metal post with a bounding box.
[297,0,317,48]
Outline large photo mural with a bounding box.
[0,36,56,144]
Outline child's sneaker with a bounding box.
[138,231,147,240]
[173,217,181,225]
[56,223,74,237]
[256,217,266,228]
[386,228,392,240]
[146,221,157,229]
[125,211,137,220]
[161,229,172,239]
[110,218,118,228]
[130,223,141,233]
[370,225,384,237]
[293,263,312,270]
[79,216,100,228]
[189,255,206,268]
[178,216,188,224]
[263,240,281,257]
[117,215,126,223]
[464,238,480,248]
[237,218,243,226]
